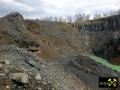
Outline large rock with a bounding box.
[3,12,24,25]
[0,12,39,49]
[9,73,29,84]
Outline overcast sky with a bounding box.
[0,0,120,19]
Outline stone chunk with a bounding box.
[35,73,41,80]
[9,73,29,84]
[0,60,10,65]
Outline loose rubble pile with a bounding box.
[0,45,86,90]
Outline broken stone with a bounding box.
[0,34,2,38]
[6,85,10,89]
[9,73,29,84]
[0,63,2,68]
[4,68,9,73]
[0,73,5,76]
[5,60,10,65]
[41,65,45,68]
[0,60,10,65]
[43,81,47,85]
[38,88,42,90]
[35,73,41,80]
[27,47,39,52]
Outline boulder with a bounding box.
[0,60,10,65]
[9,73,29,84]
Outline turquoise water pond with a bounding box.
[89,55,120,72]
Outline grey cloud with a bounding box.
[0,0,120,19]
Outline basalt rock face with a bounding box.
[78,15,120,31]
[78,15,120,64]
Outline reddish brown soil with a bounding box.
[30,31,60,60]
[24,20,75,60]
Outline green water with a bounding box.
[89,55,120,72]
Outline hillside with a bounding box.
[0,12,120,90]
[25,20,83,59]
[0,12,85,59]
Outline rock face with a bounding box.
[0,12,39,49]
[77,15,120,64]
[3,12,24,25]
[78,15,120,31]
[0,12,120,90]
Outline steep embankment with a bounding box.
[78,15,120,65]
[0,12,84,59]
[25,20,83,59]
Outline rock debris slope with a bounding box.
[0,12,120,90]
[0,45,89,90]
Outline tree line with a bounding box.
[39,9,120,29]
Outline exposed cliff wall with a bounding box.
[78,15,120,63]
[79,15,120,31]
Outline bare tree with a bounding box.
[74,13,90,28]
[103,13,108,17]
[109,10,117,16]
[117,9,120,15]
[54,17,58,22]
[84,14,90,21]
[94,14,102,19]
[67,16,72,23]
